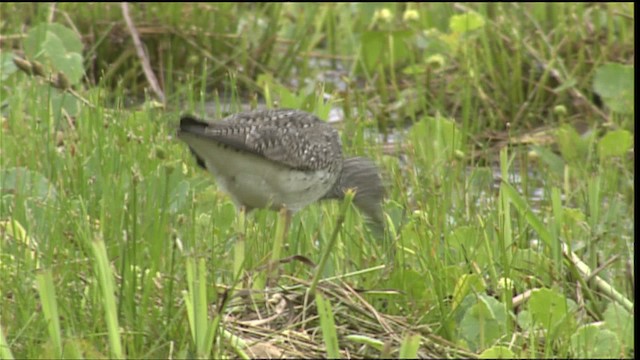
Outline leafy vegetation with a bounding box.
[1,3,634,358]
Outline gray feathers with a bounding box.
[321,156,385,225]
[179,109,342,171]
[178,109,385,226]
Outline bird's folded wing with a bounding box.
[179,115,319,171]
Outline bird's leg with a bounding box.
[284,208,292,241]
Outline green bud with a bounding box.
[553,105,567,117]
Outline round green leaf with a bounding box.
[593,63,634,114]
[479,346,516,359]
[449,11,485,34]
[598,130,633,159]
[570,324,622,359]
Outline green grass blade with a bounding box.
[345,334,384,351]
[550,187,564,271]
[90,238,123,359]
[500,182,554,249]
[316,292,340,359]
[0,322,14,360]
[398,332,421,359]
[35,270,62,358]
[309,190,354,295]
[185,257,217,357]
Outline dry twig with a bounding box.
[121,2,166,103]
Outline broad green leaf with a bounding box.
[360,31,385,72]
[452,273,486,311]
[25,23,83,60]
[389,30,412,65]
[449,11,485,33]
[359,30,412,73]
[525,288,577,339]
[459,294,507,351]
[556,124,588,165]
[42,31,67,59]
[0,167,58,202]
[49,51,84,85]
[23,23,85,85]
[1,51,18,81]
[570,324,622,359]
[389,268,428,301]
[593,63,634,114]
[598,129,633,159]
[479,345,516,359]
[34,84,81,117]
[603,302,634,352]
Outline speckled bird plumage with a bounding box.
[177,108,384,224]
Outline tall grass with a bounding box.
[0,2,634,358]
